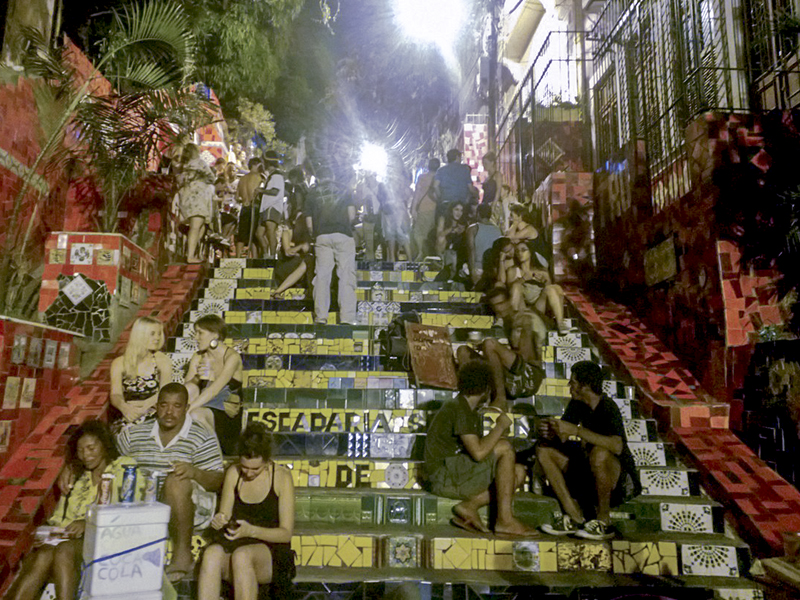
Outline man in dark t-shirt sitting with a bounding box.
[424,361,535,537]
[536,361,640,540]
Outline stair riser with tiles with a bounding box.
[167,259,763,598]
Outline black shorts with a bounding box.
[236,206,255,244]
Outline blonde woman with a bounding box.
[110,317,173,428]
[177,143,216,263]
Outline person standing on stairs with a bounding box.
[423,360,536,537]
[306,168,358,325]
[256,151,286,259]
[236,158,266,258]
[536,361,640,541]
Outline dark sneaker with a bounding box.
[540,514,579,536]
[575,519,615,540]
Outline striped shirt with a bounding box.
[116,415,223,476]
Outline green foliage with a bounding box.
[184,0,304,107]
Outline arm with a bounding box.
[210,465,238,530]
[551,419,623,455]
[306,215,314,239]
[156,352,173,388]
[190,350,242,411]
[230,466,294,544]
[466,224,478,283]
[459,413,512,461]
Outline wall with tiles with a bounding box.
[0,319,80,464]
[0,264,206,591]
[38,233,157,342]
[593,112,787,409]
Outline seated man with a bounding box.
[116,382,225,581]
[536,361,640,540]
[424,360,534,537]
[458,288,545,411]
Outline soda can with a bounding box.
[144,470,160,503]
[98,473,114,505]
[120,465,137,503]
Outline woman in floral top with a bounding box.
[6,420,136,600]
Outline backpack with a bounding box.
[378,311,421,371]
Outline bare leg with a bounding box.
[7,546,56,600]
[265,221,279,258]
[493,440,535,535]
[535,284,566,331]
[589,447,621,523]
[163,474,196,575]
[387,239,397,262]
[481,338,518,411]
[231,545,274,600]
[189,407,214,432]
[535,445,584,523]
[52,540,81,600]
[452,490,491,533]
[273,261,307,296]
[186,216,206,263]
[197,544,231,600]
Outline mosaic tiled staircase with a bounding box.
[168,258,764,599]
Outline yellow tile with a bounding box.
[316,535,338,546]
[307,547,323,567]
[354,536,372,548]
[335,539,361,567]
[434,551,443,569]
[486,554,513,571]
[539,542,558,572]
[493,540,513,554]
[323,545,337,565]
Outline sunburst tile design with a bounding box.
[197,299,230,313]
[640,469,690,496]
[548,332,583,348]
[170,352,193,383]
[629,442,666,467]
[219,258,247,269]
[555,347,591,364]
[205,279,236,299]
[624,419,648,442]
[175,337,198,353]
[661,503,713,533]
[214,267,243,280]
[681,544,738,577]
[512,541,540,571]
[613,398,632,419]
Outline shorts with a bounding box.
[427,453,497,500]
[381,214,410,245]
[521,282,544,306]
[235,206,255,244]
[191,480,217,530]
[505,355,545,398]
[260,207,284,225]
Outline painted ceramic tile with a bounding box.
[96,249,117,266]
[629,442,667,467]
[122,245,131,270]
[69,243,94,265]
[49,248,66,264]
[661,503,714,533]
[62,275,92,305]
[2,377,21,409]
[640,469,690,496]
[119,277,131,307]
[388,537,418,568]
[513,542,541,571]
[12,335,27,364]
[43,340,58,369]
[0,421,11,453]
[57,343,71,369]
[27,338,43,368]
[57,233,69,249]
[19,378,36,409]
[681,544,739,577]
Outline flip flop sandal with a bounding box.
[450,516,484,534]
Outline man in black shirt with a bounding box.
[536,361,640,540]
[305,171,357,325]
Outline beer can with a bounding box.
[120,465,137,503]
[144,470,161,503]
[98,473,114,505]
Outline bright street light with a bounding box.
[354,142,389,182]
[393,0,467,63]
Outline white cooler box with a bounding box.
[82,502,171,599]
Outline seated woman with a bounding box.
[198,422,295,600]
[474,236,513,293]
[271,208,313,300]
[507,241,568,335]
[434,202,469,275]
[109,317,173,431]
[184,314,244,455]
[505,204,550,270]
[6,420,137,600]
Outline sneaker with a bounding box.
[575,519,615,540]
[540,513,579,536]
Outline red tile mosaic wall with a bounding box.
[0,319,80,464]
[565,285,799,555]
[0,264,206,592]
[532,172,594,282]
[593,112,776,404]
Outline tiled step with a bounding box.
[201,279,482,300]
[210,265,441,284]
[216,258,442,271]
[192,297,491,316]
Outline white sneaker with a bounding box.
[575,519,615,540]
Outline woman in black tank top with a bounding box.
[197,423,295,600]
